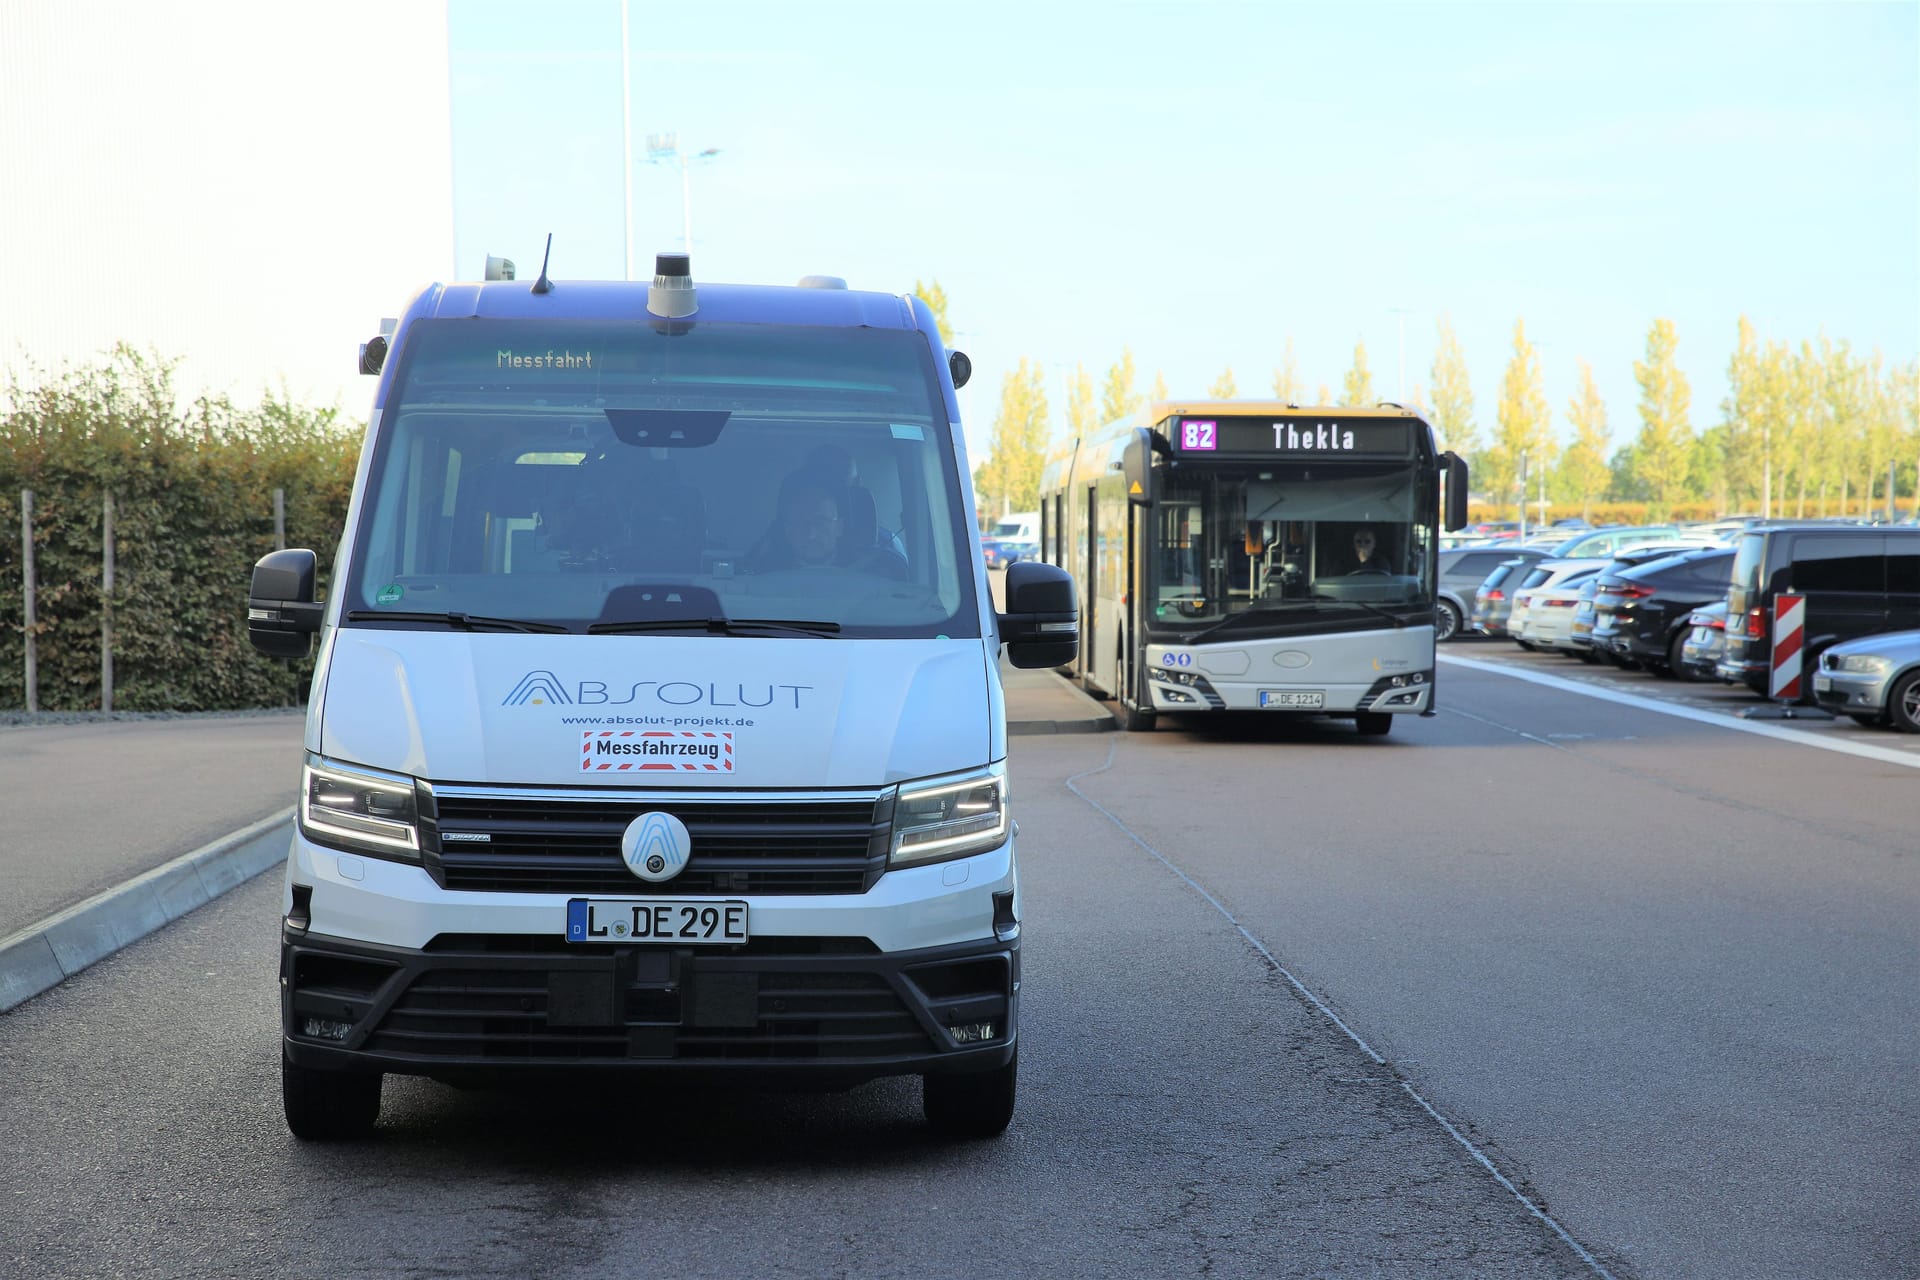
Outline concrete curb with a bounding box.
[0,808,293,1014]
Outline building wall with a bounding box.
[0,2,455,417]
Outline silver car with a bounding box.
[1813,629,1920,731]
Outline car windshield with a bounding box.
[341,319,980,637]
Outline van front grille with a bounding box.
[426,789,892,895]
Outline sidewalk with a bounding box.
[0,668,1109,1013]
[1003,662,1116,735]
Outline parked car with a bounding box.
[1509,558,1612,648]
[1813,629,1920,730]
[1438,546,1548,640]
[1718,523,1920,696]
[1515,568,1606,654]
[1677,601,1731,681]
[1551,525,1724,560]
[981,536,1036,569]
[1566,578,1603,662]
[1588,547,1737,676]
[1470,555,1545,638]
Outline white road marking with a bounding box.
[1439,653,1920,770]
[1065,740,1621,1280]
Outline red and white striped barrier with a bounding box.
[1769,593,1805,700]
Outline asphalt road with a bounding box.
[2,659,1916,1278]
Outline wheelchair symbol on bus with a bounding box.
[1160,652,1193,667]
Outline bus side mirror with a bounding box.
[248,548,324,659]
[999,561,1079,669]
[1443,452,1470,532]
[1123,429,1154,506]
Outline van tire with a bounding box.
[924,1050,1017,1139]
[283,1053,382,1140]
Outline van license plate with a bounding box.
[1259,689,1324,709]
[567,899,748,944]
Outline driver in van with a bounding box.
[746,472,908,578]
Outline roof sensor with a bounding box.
[647,253,697,318]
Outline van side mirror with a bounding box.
[248,548,324,659]
[998,561,1078,669]
[1442,452,1470,532]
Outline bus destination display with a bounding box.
[1173,416,1411,457]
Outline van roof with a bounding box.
[415,279,922,329]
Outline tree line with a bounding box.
[920,281,1920,528]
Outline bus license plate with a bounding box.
[566,899,748,944]
[1259,689,1324,709]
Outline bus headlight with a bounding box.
[299,754,422,863]
[889,764,1009,868]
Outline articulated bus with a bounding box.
[1039,400,1468,734]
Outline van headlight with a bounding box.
[299,754,422,862]
[889,764,1009,867]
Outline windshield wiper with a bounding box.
[345,610,570,634]
[588,616,841,638]
[1180,606,1293,645]
[1310,595,1410,627]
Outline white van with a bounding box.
[247,253,1078,1140]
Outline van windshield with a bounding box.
[341,319,980,638]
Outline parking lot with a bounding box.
[1442,632,1920,764]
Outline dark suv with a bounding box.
[1588,547,1735,676]
[1718,524,1920,695]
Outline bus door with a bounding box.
[1083,484,1098,681]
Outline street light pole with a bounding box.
[646,132,721,258]
[1387,306,1412,402]
[619,0,634,280]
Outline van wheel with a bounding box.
[283,1053,382,1140]
[1355,712,1392,737]
[924,1050,1017,1139]
[1889,671,1920,733]
[1434,600,1461,642]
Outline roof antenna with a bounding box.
[531,234,554,295]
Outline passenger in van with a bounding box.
[1347,526,1397,575]
[746,472,908,578]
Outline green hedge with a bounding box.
[0,348,360,711]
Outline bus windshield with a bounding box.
[1148,466,1434,629]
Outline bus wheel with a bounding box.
[1355,712,1392,737]
[1122,699,1156,732]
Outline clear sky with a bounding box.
[448,1,1919,466]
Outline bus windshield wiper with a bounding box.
[345,610,570,634]
[587,616,841,638]
[1310,595,1410,627]
[1181,606,1294,645]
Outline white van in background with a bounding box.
[246,253,1079,1141]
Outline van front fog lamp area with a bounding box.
[299,755,423,863]
[889,766,1008,868]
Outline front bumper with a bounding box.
[1811,669,1890,715]
[282,927,1017,1085]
